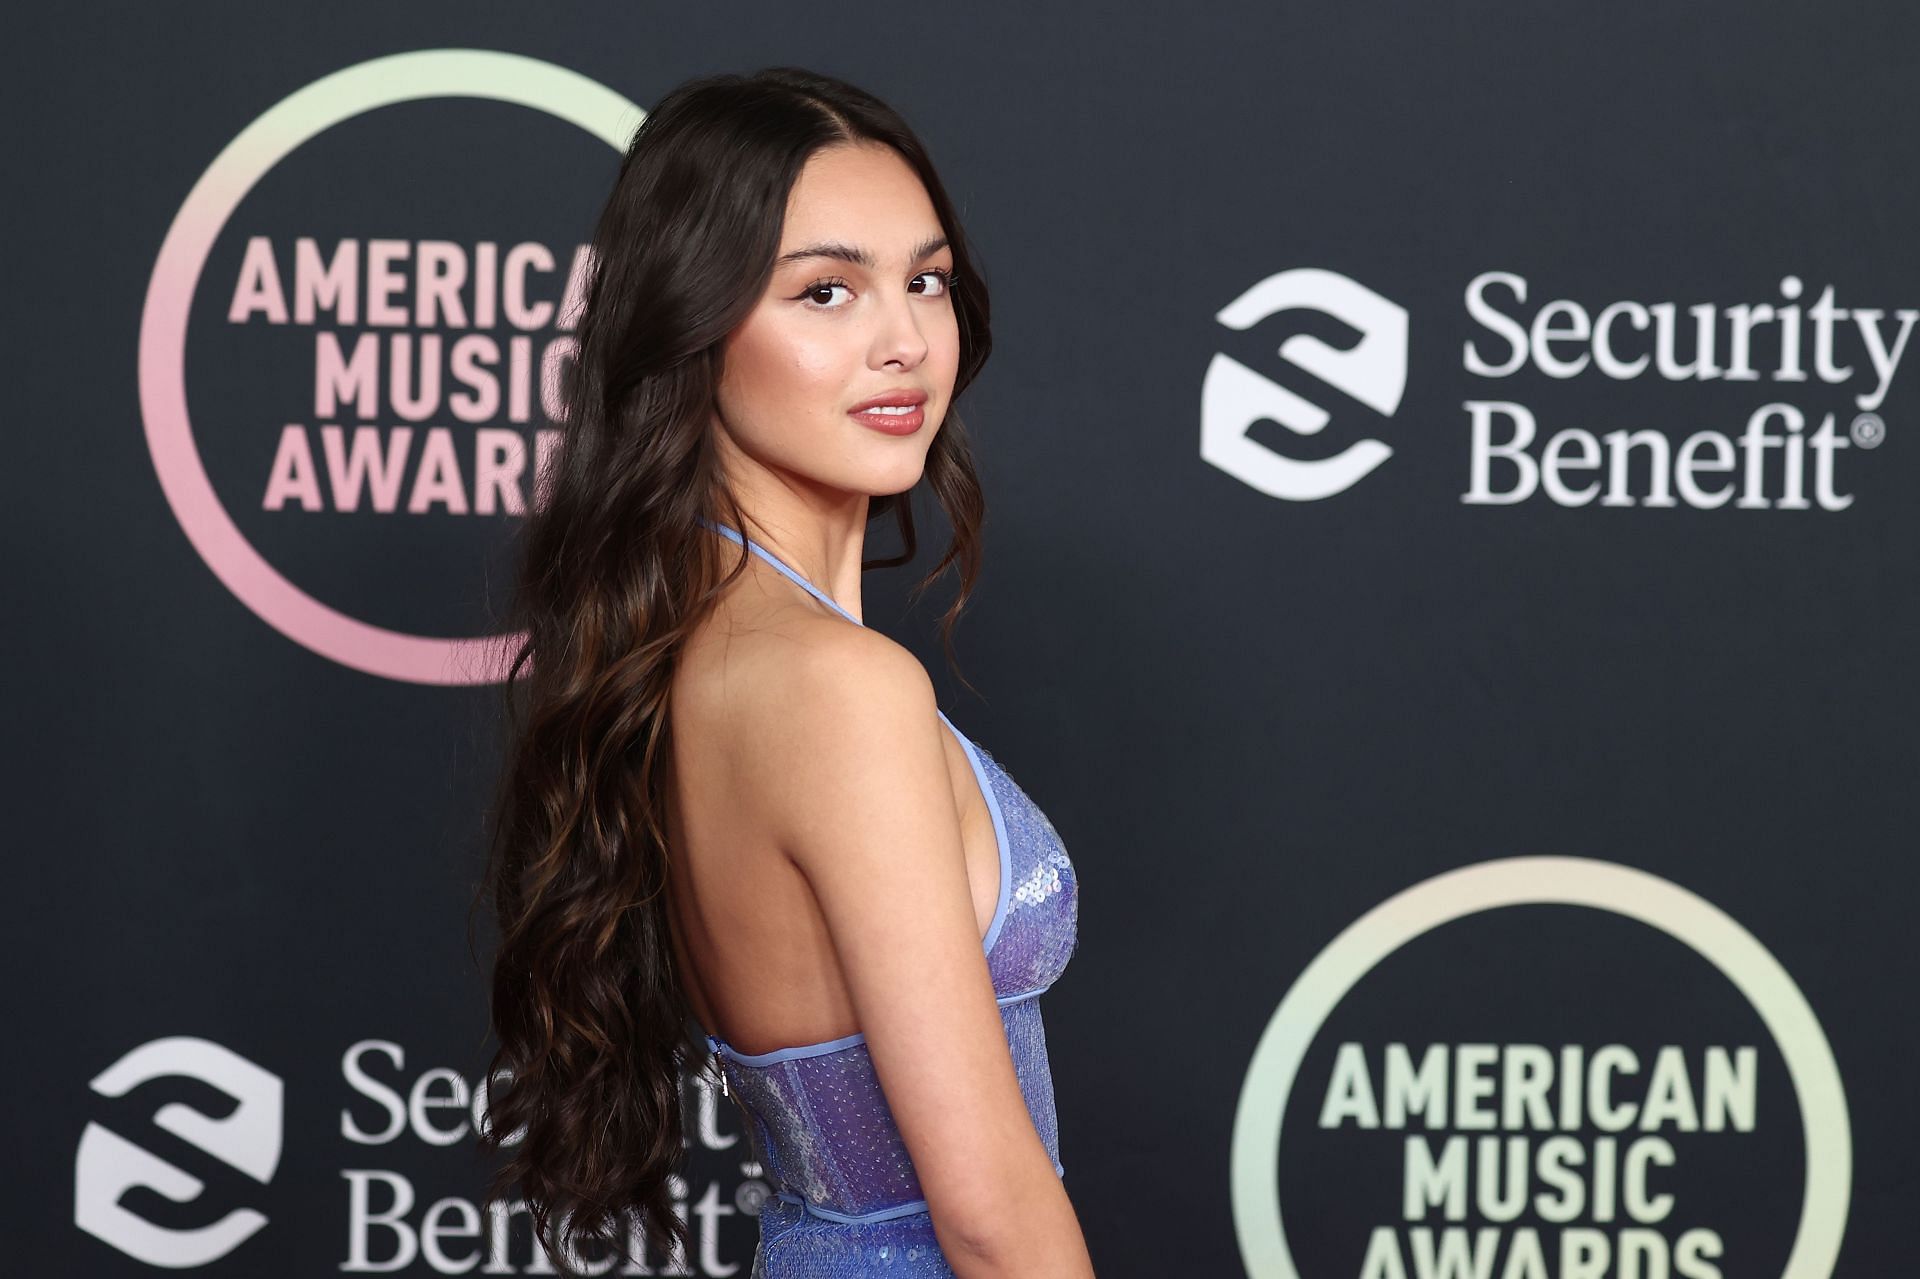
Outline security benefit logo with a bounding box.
[1230,858,1852,1279]
[75,1034,757,1273]
[1459,273,1898,511]
[1201,268,1408,501]
[75,1037,285,1267]
[1201,267,1904,507]
[136,49,642,684]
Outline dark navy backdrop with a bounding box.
[11,3,1913,1275]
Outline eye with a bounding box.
[795,276,854,309]
[912,267,959,298]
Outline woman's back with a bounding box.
[664,522,1079,1275]
[663,528,1005,1052]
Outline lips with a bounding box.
[848,389,928,412]
[849,404,925,435]
[848,388,929,436]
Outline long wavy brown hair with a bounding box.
[469,67,995,1273]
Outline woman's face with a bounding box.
[714,142,962,502]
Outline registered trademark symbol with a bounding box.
[735,1177,771,1216]
[1850,412,1885,448]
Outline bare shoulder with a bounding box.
[677,579,933,789]
[719,615,939,832]
[773,621,935,745]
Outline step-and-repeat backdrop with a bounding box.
[14,5,1914,1275]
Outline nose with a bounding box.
[870,287,930,371]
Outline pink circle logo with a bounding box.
[137,49,642,684]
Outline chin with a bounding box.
[860,461,929,498]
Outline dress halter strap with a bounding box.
[697,516,863,627]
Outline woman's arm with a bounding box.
[744,624,1094,1277]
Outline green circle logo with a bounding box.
[1230,855,1850,1278]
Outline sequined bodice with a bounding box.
[692,519,1080,1237]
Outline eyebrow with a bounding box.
[774,234,950,271]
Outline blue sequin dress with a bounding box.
[693,520,1080,1277]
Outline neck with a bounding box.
[714,493,870,621]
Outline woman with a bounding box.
[475,68,1091,1277]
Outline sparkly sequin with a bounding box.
[692,520,1080,1276]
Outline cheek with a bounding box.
[721,319,840,426]
[934,316,964,385]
